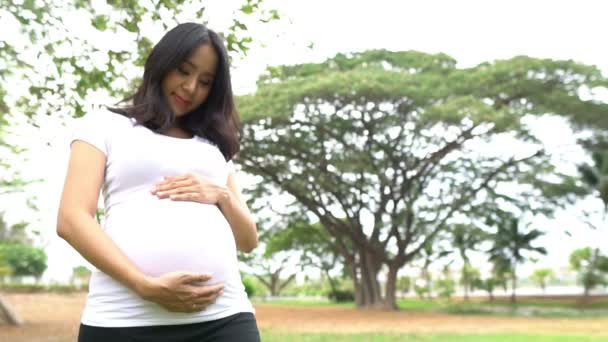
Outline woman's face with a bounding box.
[162,43,219,118]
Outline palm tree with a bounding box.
[450,224,484,301]
[578,151,608,215]
[488,215,547,304]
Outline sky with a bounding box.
[1,0,607,283]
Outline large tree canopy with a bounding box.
[237,50,608,309]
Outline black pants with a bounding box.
[78,312,260,342]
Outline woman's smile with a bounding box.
[173,93,192,108]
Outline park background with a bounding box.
[1,0,607,341]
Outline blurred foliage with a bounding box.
[569,247,608,297]
[242,275,258,298]
[0,0,280,120]
[397,276,411,296]
[0,242,47,278]
[578,151,608,212]
[531,268,556,292]
[0,212,33,245]
[0,282,87,292]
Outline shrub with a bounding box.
[242,277,257,298]
[0,283,84,293]
[327,289,354,302]
[436,279,455,300]
[0,243,47,278]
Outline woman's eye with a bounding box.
[199,79,211,86]
[177,67,189,75]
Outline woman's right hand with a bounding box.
[137,272,224,313]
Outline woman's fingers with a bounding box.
[191,284,224,311]
[152,179,194,194]
[184,272,213,284]
[196,283,224,299]
[168,192,201,202]
[162,282,224,313]
[154,186,196,198]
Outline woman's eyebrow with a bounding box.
[183,60,215,77]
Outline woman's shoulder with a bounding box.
[100,107,136,125]
[80,107,136,128]
[196,135,216,147]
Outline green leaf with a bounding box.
[240,4,254,14]
[91,15,109,31]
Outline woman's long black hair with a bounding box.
[109,22,240,161]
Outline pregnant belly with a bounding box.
[104,198,238,284]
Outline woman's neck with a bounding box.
[164,126,193,139]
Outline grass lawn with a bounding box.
[253,298,355,307]
[260,331,608,342]
[397,297,608,317]
[254,296,608,318]
[2,293,606,341]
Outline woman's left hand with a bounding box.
[151,173,229,205]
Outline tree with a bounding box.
[415,238,451,300]
[490,256,512,294]
[569,247,608,299]
[0,213,32,245]
[0,243,48,280]
[450,223,484,301]
[263,215,347,296]
[249,252,298,297]
[473,277,498,302]
[460,265,481,299]
[531,268,555,293]
[436,265,456,300]
[239,228,300,297]
[578,151,608,215]
[237,50,605,309]
[71,265,92,287]
[487,215,547,303]
[396,275,411,298]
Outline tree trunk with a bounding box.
[0,296,22,326]
[424,270,432,300]
[346,261,362,306]
[510,267,517,304]
[349,263,363,307]
[463,267,469,301]
[383,265,399,310]
[323,268,338,294]
[270,272,279,296]
[353,249,384,308]
[277,273,297,295]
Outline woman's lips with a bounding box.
[173,94,191,108]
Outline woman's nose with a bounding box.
[182,77,197,93]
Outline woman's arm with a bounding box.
[217,173,258,253]
[58,141,223,312]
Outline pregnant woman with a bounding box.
[57,23,260,341]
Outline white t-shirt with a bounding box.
[70,109,254,327]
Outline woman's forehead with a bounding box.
[182,44,218,76]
